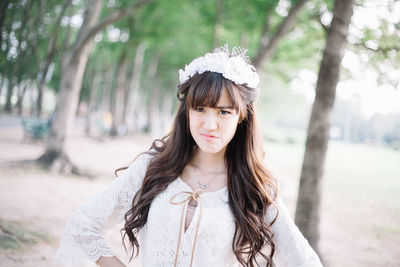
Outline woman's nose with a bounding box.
[203,112,218,130]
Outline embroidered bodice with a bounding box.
[54,153,322,266]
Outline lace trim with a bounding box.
[54,153,151,265]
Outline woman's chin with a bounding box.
[196,144,225,155]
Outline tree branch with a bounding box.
[71,0,154,61]
[256,9,272,56]
[253,0,308,68]
[308,11,329,33]
[353,42,400,54]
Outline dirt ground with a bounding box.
[0,115,398,267]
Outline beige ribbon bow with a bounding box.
[169,189,204,267]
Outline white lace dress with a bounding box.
[54,153,323,267]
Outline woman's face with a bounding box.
[189,88,241,156]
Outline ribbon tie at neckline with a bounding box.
[169,189,204,267]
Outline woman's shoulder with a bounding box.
[134,150,155,163]
[117,151,154,181]
[127,151,154,170]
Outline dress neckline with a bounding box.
[177,176,228,195]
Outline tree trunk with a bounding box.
[294,0,355,255]
[1,1,15,61]
[60,7,74,71]
[0,0,10,47]
[37,0,155,173]
[4,1,32,113]
[253,0,308,68]
[0,3,15,111]
[125,42,146,133]
[95,66,113,137]
[160,89,174,136]
[110,52,128,136]
[147,80,161,138]
[16,81,28,115]
[101,66,113,113]
[213,0,224,47]
[38,0,104,173]
[85,72,100,135]
[36,1,71,117]
[143,52,160,134]
[0,76,4,97]
[4,77,14,113]
[122,71,131,128]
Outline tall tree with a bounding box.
[84,65,100,135]
[38,0,104,173]
[4,0,33,112]
[2,0,50,114]
[144,51,160,136]
[253,0,308,68]
[110,50,128,136]
[294,0,355,255]
[213,0,224,47]
[37,0,153,173]
[36,0,72,117]
[0,0,10,47]
[125,42,146,133]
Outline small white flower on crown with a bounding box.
[178,44,260,89]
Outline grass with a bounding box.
[264,139,400,211]
[324,141,400,212]
[263,138,400,260]
[0,219,49,250]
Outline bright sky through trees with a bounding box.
[290,0,400,119]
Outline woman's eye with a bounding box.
[219,110,231,115]
[195,107,205,112]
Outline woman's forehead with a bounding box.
[194,87,234,107]
[187,73,241,109]
[216,88,234,107]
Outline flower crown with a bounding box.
[178,44,260,89]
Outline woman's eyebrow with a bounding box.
[215,105,234,109]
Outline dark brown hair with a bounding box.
[122,71,278,266]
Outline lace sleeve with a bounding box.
[54,153,152,266]
[265,197,323,267]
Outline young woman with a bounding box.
[55,45,322,267]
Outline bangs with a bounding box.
[186,72,242,111]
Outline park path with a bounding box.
[0,115,398,267]
[0,115,149,266]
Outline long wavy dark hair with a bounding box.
[121,71,278,266]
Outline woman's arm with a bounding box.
[265,197,323,267]
[96,256,126,267]
[54,153,151,266]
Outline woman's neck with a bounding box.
[191,147,227,174]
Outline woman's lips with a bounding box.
[200,133,218,140]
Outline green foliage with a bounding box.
[258,68,310,133]
[0,220,49,250]
[1,0,398,145]
[348,0,400,86]
[0,0,394,91]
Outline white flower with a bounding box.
[178,45,260,89]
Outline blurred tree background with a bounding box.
[1,0,399,147]
[0,0,399,265]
